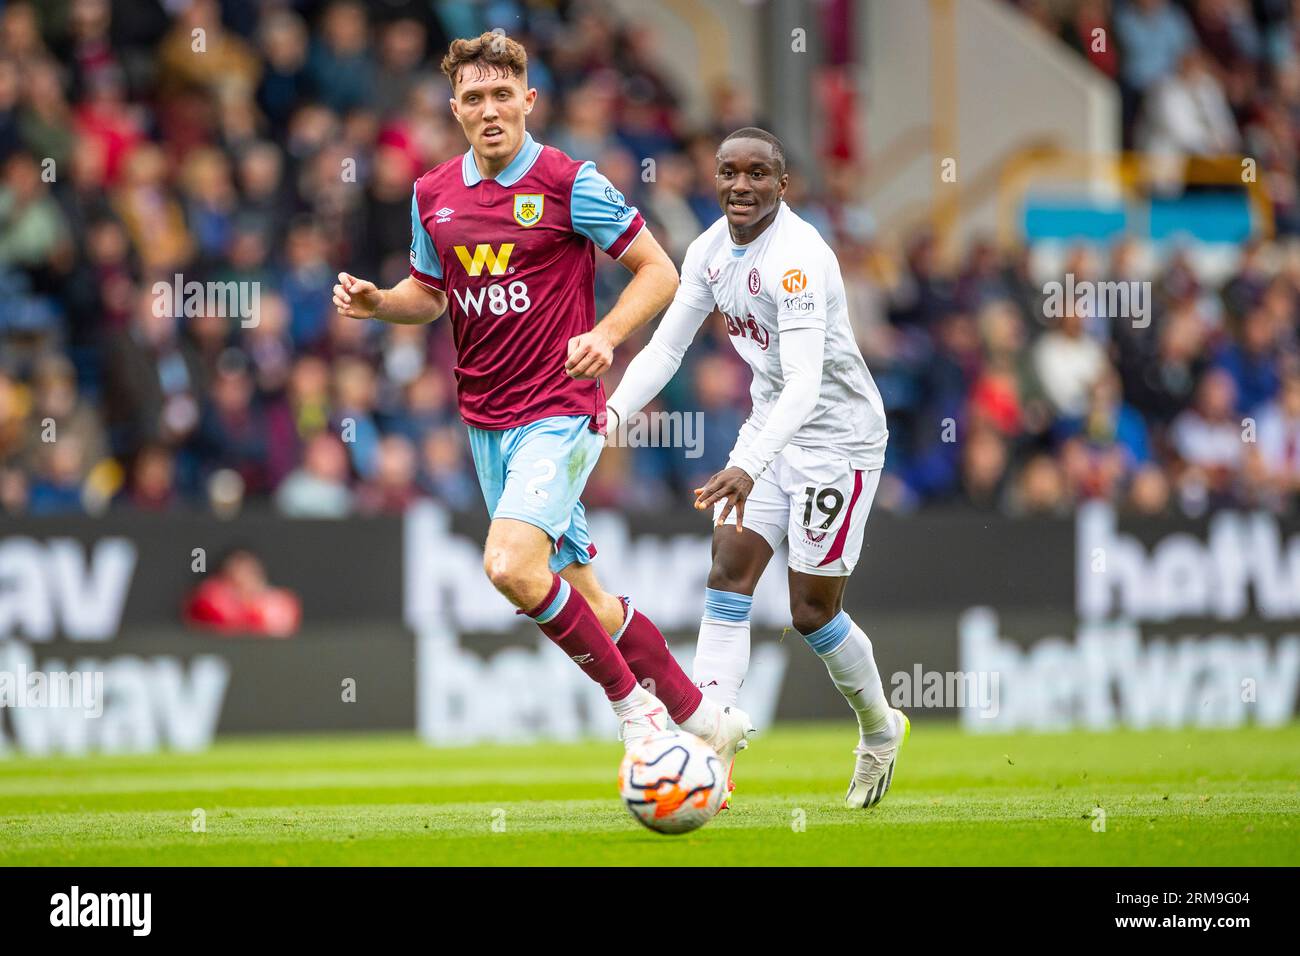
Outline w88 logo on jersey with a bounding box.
[452,281,532,316]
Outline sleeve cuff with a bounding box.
[605,213,647,259]
[778,317,826,332]
[730,455,766,484]
[410,267,444,291]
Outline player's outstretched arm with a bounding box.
[606,294,713,430]
[728,326,825,482]
[566,229,677,380]
[333,273,447,325]
[695,326,826,530]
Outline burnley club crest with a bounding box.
[513,194,544,227]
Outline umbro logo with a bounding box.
[436,206,454,223]
[570,653,594,664]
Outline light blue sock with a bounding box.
[693,588,754,706]
[800,611,891,738]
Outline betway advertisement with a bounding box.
[959,503,1300,732]
[1,502,1297,755]
[405,502,1300,741]
[0,515,408,756]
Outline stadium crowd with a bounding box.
[0,0,1298,521]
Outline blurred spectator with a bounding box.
[307,1,374,114]
[0,366,28,468]
[1137,48,1240,163]
[1170,367,1246,509]
[355,433,421,515]
[106,290,204,456]
[1033,311,1107,418]
[1127,462,1174,514]
[1061,0,1119,80]
[0,151,70,270]
[183,547,301,637]
[331,356,381,477]
[1213,305,1283,412]
[1251,372,1300,504]
[21,353,107,477]
[276,431,353,518]
[197,350,274,496]
[419,426,477,511]
[27,434,86,514]
[1007,452,1070,516]
[1114,0,1196,138]
[112,142,192,270]
[156,0,260,102]
[122,444,179,511]
[957,425,1010,512]
[256,9,311,130]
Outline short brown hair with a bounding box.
[441,31,528,90]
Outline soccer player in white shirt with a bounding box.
[607,128,908,809]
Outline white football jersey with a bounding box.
[677,202,888,470]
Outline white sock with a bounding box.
[801,611,891,739]
[610,682,657,720]
[691,588,753,707]
[675,694,722,740]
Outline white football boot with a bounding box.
[696,704,755,809]
[844,708,910,809]
[699,704,755,767]
[617,693,670,752]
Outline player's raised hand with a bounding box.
[565,330,614,379]
[333,272,384,319]
[694,466,755,532]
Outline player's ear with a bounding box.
[523,87,538,114]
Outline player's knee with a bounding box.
[707,562,757,595]
[790,598,837,636]
[483,549,536,603]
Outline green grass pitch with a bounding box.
[1,722,1297,866]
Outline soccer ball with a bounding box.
[618,730,727,835]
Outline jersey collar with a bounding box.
[729,200,787,255]
[461,132,543,188]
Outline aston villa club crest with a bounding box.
[748,268,761,294]
[513,193,544,227]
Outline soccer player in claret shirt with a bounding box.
[608,129,908,809]
[332,33,754,768]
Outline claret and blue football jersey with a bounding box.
[409,132,646,432]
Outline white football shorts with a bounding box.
[713,443,880,577]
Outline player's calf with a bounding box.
[607,594,755,769]
[797,609,892,739]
